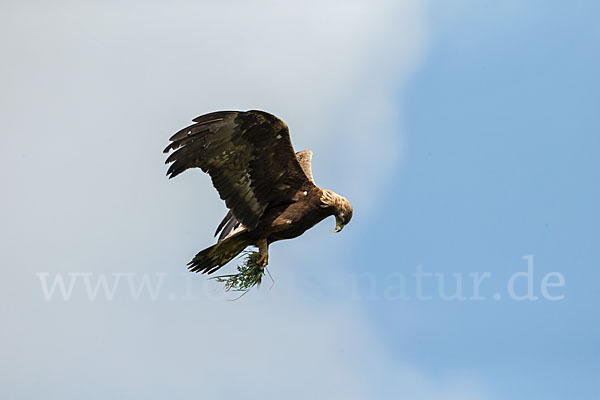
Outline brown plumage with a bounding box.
[164,110,353,274]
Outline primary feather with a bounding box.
[164,110,310,230]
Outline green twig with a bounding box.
[211,251,270,298]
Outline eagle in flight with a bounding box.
[164,110,353,274]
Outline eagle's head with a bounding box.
[320,189,353,232]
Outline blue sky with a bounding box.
[1,1,598,399]
[357,1,599,398]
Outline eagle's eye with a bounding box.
[343,209,353,225]
[339,213,350,224]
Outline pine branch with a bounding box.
[211,251,271,298]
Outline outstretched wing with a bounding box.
[164,110,313,230]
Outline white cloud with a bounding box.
[0,1,490,399]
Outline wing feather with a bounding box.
[164,110,314,230]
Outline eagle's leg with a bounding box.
[256,239,269,269]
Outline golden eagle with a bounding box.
[164,110,353,274]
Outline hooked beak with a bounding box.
[332,216,344,233]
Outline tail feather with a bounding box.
[188,231,251,274]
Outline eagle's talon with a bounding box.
[255,239,269,269]
[257,253,268,269]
